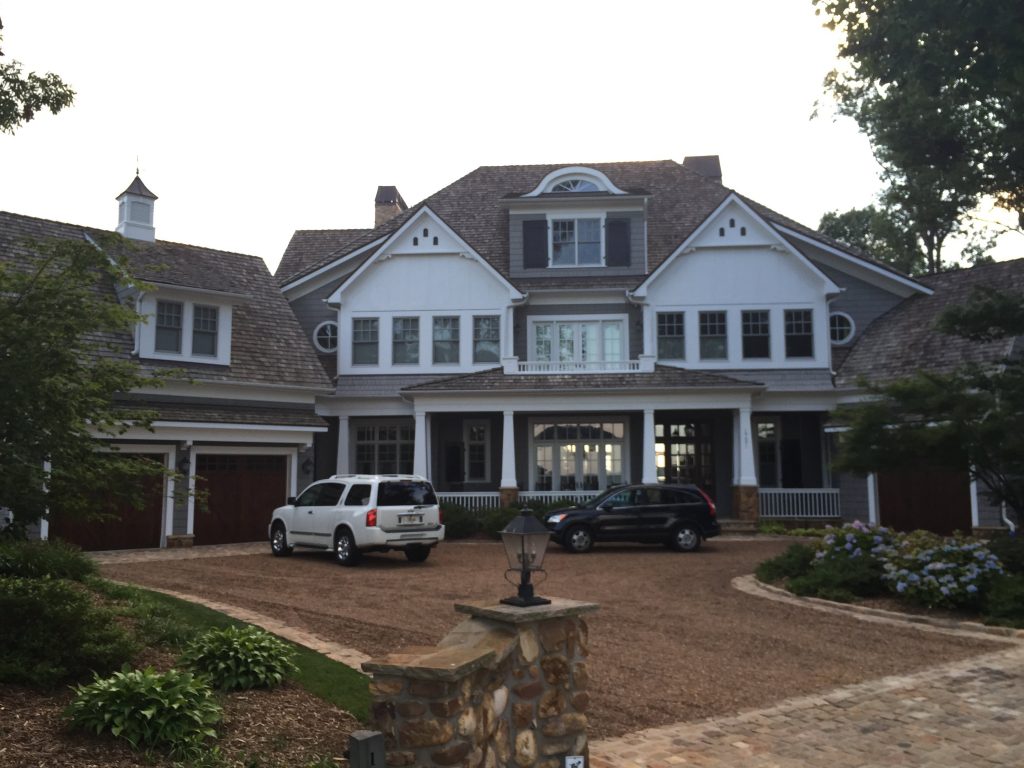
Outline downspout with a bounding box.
[1002,502,1017,534]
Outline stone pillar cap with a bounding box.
[454,598,599,625]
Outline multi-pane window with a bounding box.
[699,311,728,360]
[155,300,183,353]
[392,317,419,364]
[473,316,500,363]
[192,305,218,356]
[785,309,814,357]
[432,316,459,364]
[741,310,770,359]
[657,312,685,360]
[531,421,625,491]
[829,312,854,345]
[314,321,339,353]
[654,421,714,491]
[551,218,601,266]
[354,423,414,474]
[756,420,780,488]
[532,320,624,365]
[352,318,379,364]
[465,421,489,482]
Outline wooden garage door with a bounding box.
[877,467,972,536]
[194,454,288,545]
[50,455,165,551]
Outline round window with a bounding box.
[313,321,339,353]
[829,312,855,345]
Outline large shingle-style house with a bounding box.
[0,177,330,550]
[277,157,1015,533]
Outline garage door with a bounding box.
[877,467,972,536]
[50,455,165,551]
[194,454,288,545]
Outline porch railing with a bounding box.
[515,360,642,374]
[520,490,602,507]
[759,488,841,518]
[436,490,602,514]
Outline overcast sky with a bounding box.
[1,1,998,273]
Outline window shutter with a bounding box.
[522,219,548,268]
[606,218,631,266]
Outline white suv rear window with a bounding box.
[378,481,437,506]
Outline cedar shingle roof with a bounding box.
[836,258,1024,387]
[0,211,331,391]
[114,397,326,428]
[276,228,375,285]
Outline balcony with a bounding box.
[502,355,656,375]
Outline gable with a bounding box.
[689,199,775,249]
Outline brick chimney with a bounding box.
[682,155,723,185]
[374,186,408,227]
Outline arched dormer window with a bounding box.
[551,178,599,193]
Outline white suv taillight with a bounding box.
[366,509,378,527]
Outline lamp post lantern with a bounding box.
[499,507,552,607]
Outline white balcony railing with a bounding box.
[436,492,503,513]
[502,355,656,375]
[759,488,841,518]
[520,490,602,507]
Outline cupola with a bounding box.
[116,174,158,242]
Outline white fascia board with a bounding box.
[136,381,329,401]
[523,167,628,197]
[404,387,760,413]
[774,225,933,296]
[632,193,840,298]
[114,423,325,444]
[280,236,389,298]
[152,421,327,433]
[528,288,631,305]
[146,282,251,302]
[327,207,524,304]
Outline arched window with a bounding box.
[829,312,855,345]
[313,320,339,353]
[550,178,599,193]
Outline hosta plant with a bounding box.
[180,625,296,690]
[65,666,221,758]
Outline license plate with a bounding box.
[399,514,423,525]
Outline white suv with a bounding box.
[268,474,444,566]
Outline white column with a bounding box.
[500,410,517,488]
[642,409,657,483]
[413,411,428,478]
[642,304,655,357]
[504,306,515,358]
[336,416,350,474]
[164,450,176,544]
[185,444,197,536]
[39,459,52,541]
[867,472,879,525]
[969,471,980,529]
[734,407,757,486]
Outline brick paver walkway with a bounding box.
[92,541,1024,767]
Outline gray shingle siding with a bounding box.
[289,280,339,340]
[509,211,646,278]
[814,262,905,344]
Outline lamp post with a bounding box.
[499,507,551,607]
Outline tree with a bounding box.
[834,286,1024,528]
[0,17,75,133]
[819,205,922,274]
[0,235,170,536]
[815,0,1024,272]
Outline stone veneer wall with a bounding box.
[363,598,598,768]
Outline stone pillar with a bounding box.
[363,598,598,768]
[641,409,657,484]
[732,406,759,521]
[336,415,350,474]
[414,411,429,478]
[500,410,517,496]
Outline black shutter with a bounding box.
[606,218,631,267]
[522,219,548,268]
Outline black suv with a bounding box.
[544,484,720,553]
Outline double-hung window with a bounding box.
[352,318,379,364]
[392,317,419,364]
[192,305,218,356]
[432,316,459,364]
[657,312,685,360]
[784,309,814,358]
[532,319,625,366]
[472,316,501,363]
[155,300,183,353]
[741,310,770,359]
[699,311,727,360]
[551,218,602,266]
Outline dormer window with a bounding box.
[551,179,599,193]
[140,294,233,365]
[155,301,183,353]
[552,218,602,266]
[192,305,219,356]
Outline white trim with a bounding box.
[546,212,606,267]
[463,419,491,483]
[828,311,856,346]
[313,320,339,354]
[186,444,197,536]
[774,225,932,296]
[100,443,175,547]
[528,314,629,365]
[867,472,879,525]
[280,235,389,295]
[969,475,980,529]
[523,167,628,197]
[151,420,327,432]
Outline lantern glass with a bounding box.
[501,528,549,572]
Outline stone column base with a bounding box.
[732,485,759,522]
[499,487,520,508]
[165,534,195,548]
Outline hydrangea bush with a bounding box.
[880,533,1004,609]
[814,520,898,564]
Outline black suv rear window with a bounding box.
[377,481,437,507]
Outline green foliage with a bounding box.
[985,534,1024,575]
[440,504,480,539]
[881,533,1004,609]
[982,573,1024,628]
[479,506,530,539]
[65,666,221,759]
[0,235,175,534]
[789,555,887,602]
[0,576,136,687]
[755,543,816,582]
[819,204,923,275]
[0,22,75,133]
[0,538,95,580]
[180,626,297,691]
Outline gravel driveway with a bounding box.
[99,538,1004,738]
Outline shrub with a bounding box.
[986,533,1024,575]
[0,576,136,688]
[880,533,1004,609]
[982,573,1024,628]
[440,504,479,540]
[180,626,296,690]
[815,520,899,565]
[66,666,221,758]
[757,521,787,535]
[755,543,816,582]
[789,552,888,602]
[479,507,523,539]
[0,538,96,580]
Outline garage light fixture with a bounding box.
[176,455,191,474]
[499,507,551,607]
